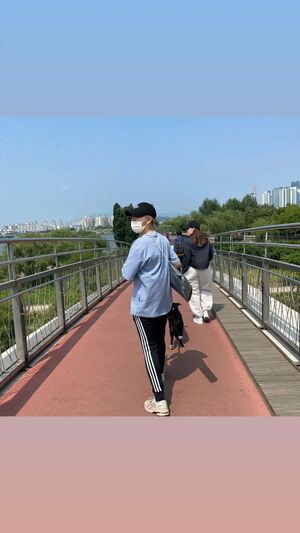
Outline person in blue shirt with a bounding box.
[122,202,181,417]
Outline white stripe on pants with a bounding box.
[185,265,213,318]
[134,316,161,393]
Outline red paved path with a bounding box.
[0,283,270,416]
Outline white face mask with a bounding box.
[131,220,145,234]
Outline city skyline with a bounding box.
[262,180,300,207]
[0,213,114,235]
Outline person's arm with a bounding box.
[173,237,178,249]
[122,241,146,281]
[182,241,192,273]
[209,244,214,262]
[169,244,181,269]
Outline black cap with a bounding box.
[125,202,157,219]
[185,220,200,230]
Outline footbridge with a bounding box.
[0,224,299,416]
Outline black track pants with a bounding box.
[133,314,168,402]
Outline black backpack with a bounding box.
[175,240,185,256]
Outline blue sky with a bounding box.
[0,2,300,225]
[0,117,300,225]
[1,1,299,114]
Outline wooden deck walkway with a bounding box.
[213,284,300,415]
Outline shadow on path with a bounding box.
[165,349,218,406]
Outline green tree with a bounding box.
[205,209,247,234]
[240,194,258,211]
[272,205,300,224]
[159,215,190,233]
[113,203,126,244]
[113,203,137,245]
[222,197,242,211]
[199,198,221,216]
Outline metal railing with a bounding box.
[212,223,300,359]
[0,237,130,388]
[212,222,300,257]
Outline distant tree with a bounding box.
[272,205,300,224]
[205,209,247,234]
[113,203,137,245]
[240,194,258,211]
[222,197,242,211]
[190,210,206,226]
[9,229,104,276]
[199,198,221,216]
[255,205,277,219]
[156,198,299,251]
[113,203,127,245]
[124,204,139,244]
[250,217,270,228]
[159,215,190,233]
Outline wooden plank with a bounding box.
[213,284,300,416]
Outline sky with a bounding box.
[0,1,300,225]
[1,1,300,115]
[0,117,300,225]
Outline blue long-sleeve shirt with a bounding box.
[122,231,181,317]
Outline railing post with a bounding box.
[7,243,29,367]
[118,257,123,282]
[95,263,102,298]
[242,258,247,307]
[115,258,119,283]
[264,231,268,258]
[53,243,59,268]
[220,254,224,288]
[54,272,66,331]
[228,254,233,295]
[262,260,270,326]
[107,259,113,289]
[79,265,88,313]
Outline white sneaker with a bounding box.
[203,310,210,323]
[193,317,203,325]
[144,397,169,416]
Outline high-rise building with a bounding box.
[261,191,272,205]
[280,187,290,207]
[271,187,280,208]
[289,187,298,205]
[80,216,94,229]
[262,181,300,208]
[95,215,109,227]
[250,185,257,201]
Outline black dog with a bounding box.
[168,303,184,349]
